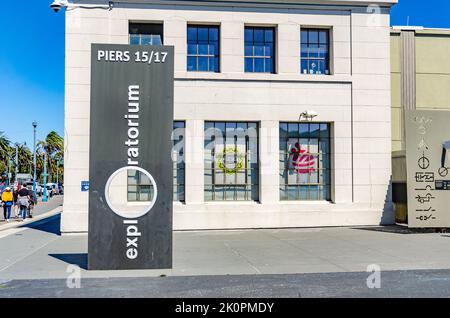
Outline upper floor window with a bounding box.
[244,26,275,73]
[129,23,163,46]
[301,28,330,75]
[187,25,220,72]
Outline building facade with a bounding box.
[391,26,450,222]
[62,0,397,232]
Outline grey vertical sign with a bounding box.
[88,44,174,270]
[406,110,450,228]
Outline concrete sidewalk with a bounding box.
[1,214,450,281]
[0,196,63,233]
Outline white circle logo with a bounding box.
[104,166,158,219]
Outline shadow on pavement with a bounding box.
[23,214,61,236]
[351,225,445,235]
[49,253,88,270]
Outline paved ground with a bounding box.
[0,195,63,223]
[1,214,450,279]
[2,269,450,298]
[1,211,450,297]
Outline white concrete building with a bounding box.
[62,0,397,232]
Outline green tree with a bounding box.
[17,144,33,174]
[37,131,64,183]
[0,131,12,178]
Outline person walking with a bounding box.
[28,191,35,218]
[13,188,19,219]
[17,185,30,221]
[1,187,14,222]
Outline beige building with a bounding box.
[391,26,450,221]
[62,0,397,232]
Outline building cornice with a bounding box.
[76,0,397,8]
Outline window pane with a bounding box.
[205,122,259,201]
[300,186,308,200]
[198,27,208,42]
[254,45,264,56]
[187,25,220,73]
[245,57,253,72]
[254,58,264,72]
[152,35,162,46]
[309,30,319,43]
[309,44,320,58]
[280,123,288,138]
[320,139,329,154]
[209,57,215,71]
[245,27,275,74]
[129,23,164,45]
[264,44,272,57]
[309,185,319,200]
[265,58,273,73]
[245,44,253,56]
[209,43,217,55]
[140,35,152,45]
[301,59,308,74]
[301,30,308,44]
[187,56,197,71]
[187,44,197,55]
[319,30,328,44]
[320,123,329,138]
[265,29,273,42]
[209,27,218,41]
[310,124,320,138]
[301,29,330,76]
[173,121,185,202]
[308,59,319,74]
[301,44,309,58]
[204,185,213,201]
[198,57,208,71]
[280,122,331,201]
[198,44,208,55]
[288,123,298,137]
[130,34,140,45]
[319,44,329,56]
[213,57,220,72]
[187,26,197,42]
[244,28,253,43]
[254,29,264,43]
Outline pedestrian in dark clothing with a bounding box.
[13,189,19,218]
[17,185,30,221]
[28,192,35,218]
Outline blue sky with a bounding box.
[0,0,449,147]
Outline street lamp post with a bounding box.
[32,121,38,201]
[56,159,59,187]
[43,151,48,202]
[7,159,11,186]
[15,143,19,189]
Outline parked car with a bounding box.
[25,182,43,196]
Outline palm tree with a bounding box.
[0,131,10,152]
[0,131,12,178]
[17,144,33,174]
[37,131,64,183]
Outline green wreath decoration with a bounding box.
[217,147,245,175]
